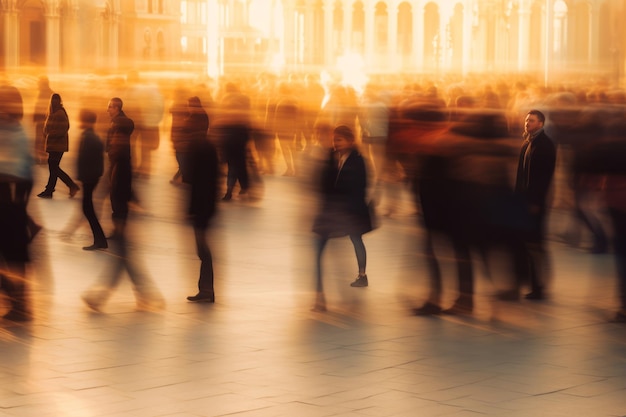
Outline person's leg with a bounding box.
[349,234,369,287]
[42,151,62,195]
[187,227,215,302]
[609,208,626,318]
[312,235,328,311]
[82,182,107,248]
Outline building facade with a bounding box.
[0,0,624,83]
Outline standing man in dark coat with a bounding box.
[105,97,134,237]
[513,109,557,300]
[76,109,107,251]
[184,98,219,302]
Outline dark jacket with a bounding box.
[44,108,70,152]
[313,149,373,237]
[107,110,134,162]
[77,127,104,183]
[515,130,556,209]
[188,134,219,230]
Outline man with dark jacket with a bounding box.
[185,99,219,302]
[106,97,134,237]
[77,109,107,250]
[513,109,557,300]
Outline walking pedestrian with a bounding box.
[37,93,80,199]
[311,125,375,311]
[76,109,107,251]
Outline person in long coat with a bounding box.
[37,93,80,198]
[312,125,374,311]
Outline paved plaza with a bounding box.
[1,145,625,417]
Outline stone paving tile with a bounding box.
[1,149,626,416]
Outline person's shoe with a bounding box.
[443,299,473,315]
[187,292,215,303]
[222,193,232,201]
[350,275,368,287]
[3,309,32,322]
[82,243,108,251]
[496,289,520,301]
[69,185,80,198]
[413,302,442,316]
[37,191,53,198]
[524,290,545,300]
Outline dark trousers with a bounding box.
[82,181,106,246]
[45,151,77,193]
[513,211,550,294]
[423,230,474,305]
[0,181,30,315]
[194,227,214,295]
[109,160,132,221]
[609,208,626,310]
[225,156,249,195]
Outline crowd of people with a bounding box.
[1,70,625,323]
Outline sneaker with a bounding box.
[350,275,368,287]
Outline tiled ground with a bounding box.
[1,146,625,417]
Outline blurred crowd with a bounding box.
[1,69,625,322]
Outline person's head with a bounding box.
[333,125,356,154]
[79,109,97,129]
[49,93,63,113]
[107,97,123,119]
[0,85,24,122]
[188,96,202,109]
[524,109,545,135]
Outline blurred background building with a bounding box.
[0,0,624,83]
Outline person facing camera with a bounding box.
[311,125,375,311]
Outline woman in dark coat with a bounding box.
[312,125,374,311]
[37,93,80,198]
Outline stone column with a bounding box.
[324,3,333,68]
[62,5,80,70]
[2,7,20,69]
[45,10,61,72]
[364,2,374,70]
[388,5,397,71]
[517,6,531,71]
[413,0,424,70]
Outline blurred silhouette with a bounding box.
[272,82,300,176]
[183,97,219,303]
[76,109,107,251]
[413,109,520,315]
[125,70,165,178]
[32,75,53,164]
[575,106,626,322]
[37,93,80,199]
[215,85,253,201]
[81,98,164,312]
[169,85,193,185]
[510,110,557,300]
[311,125,375,311]
[0,84,35,321]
